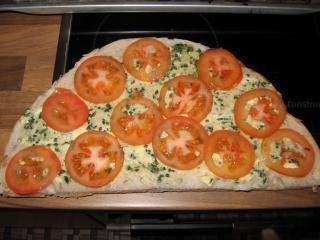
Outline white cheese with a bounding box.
[270,141,282,161]
[145,64,153,74]
[123,103,148,115]
[160,131,169,139]
[283,159,300,169]
[212,153,223,167]
[41,168,49,177]
[246,114,266,130]
[282,137,305,156]
[245,98,259,111]
[143,45,156,55]
[200,175,215,186]
[31,156,44,162]
[164,86,174,108]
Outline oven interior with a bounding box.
[1,208,320,239]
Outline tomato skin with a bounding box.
[152,116,208,170]
[234,88,287,138]
[111,96,163,146]
[159,76,213,122]
[123,38,170,82]
[65,131,124,188]
[197,48,242,90]
[204,130,255,179]
[5,146,61,195]
[262,128,315,177]
[74,56,126,103]
[42,88,89,132]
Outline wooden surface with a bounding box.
[0,13,61,159]
[0,189,320,210]
[1,13,320,211]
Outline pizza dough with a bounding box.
[1,38,319,196]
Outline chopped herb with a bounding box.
[147,160,160,174]
[206,126,213,133]
[217,117,230,121]
[253,168,267,184]
[157,174,165,182]
[89,110,97,118]
[126,165,140,172]
[24,115,35,130]
[288,159,300,166]
[102,118,108,125]
[102,104,112,112]
[152,89,159,100]
[135,60,141,69]
[64,176,70,184]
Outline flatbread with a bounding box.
[1,38,319,196]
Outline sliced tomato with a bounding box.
[42,88,89,132]
[262,128,315,177]
[111,95,163,145]
[123,38,170,82]
[197,48,242,90]
[74,56,126,103]
[234,88,287,138]
[152,116,208,170]
[159,76,213,122]
[204,130,255,179]
[65,131,124,188]
[5,146,61,195]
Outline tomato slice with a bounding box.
[74,56,126,103]
[42,88,89,132]
[111,95,163,145]
[65,131,124,188]
[197,48,242,90]
[234,88,287,138]
[5,146,61,195]
[262,128,315,177]
[204,130,255,179]
[152,116,208,170]
[159,76,213,122]
[123,38,170,82]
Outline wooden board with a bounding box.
[1,13,320,210]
